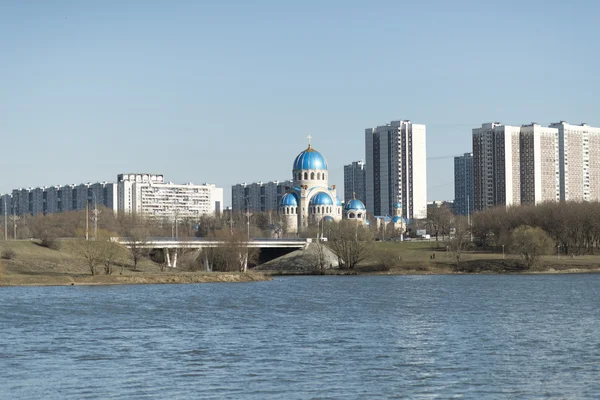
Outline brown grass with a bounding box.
[0,240,269,286]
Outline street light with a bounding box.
[9,211,19,240]
[244,198,252,242]
[90,190,99,241]
[502,244,505,259]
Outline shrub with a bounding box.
[40,237,61,250]
[1,249,16,260]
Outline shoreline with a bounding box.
[3,265,600,288]
[0,272,271,287]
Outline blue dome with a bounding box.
[310,192,333,206]
[293,145,328,171]
[392,216,407,224]
[394,202,402,209]
[344,199,366,211]
[336,197,343,206]
[279,193,298,206]
[323,215,335,222]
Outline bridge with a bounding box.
[113,237,311,269]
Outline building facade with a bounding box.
[453,153,473,216]
[473,122,572,210]
[231,180,292,214]
[117,173,223,219]
[472,123,521,211]
[0,173,222,219]
[343,160,366,204]
[520,124,560,204]
[550,122,600,202]
[365,120,427,219]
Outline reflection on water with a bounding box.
[1,274,600,399]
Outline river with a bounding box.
[1,274,599,399]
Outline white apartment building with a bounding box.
[231,180,292,213]
[117,173,223,219]
[550,122,600,202]
[365,120,427,219]
[520,124,560,204]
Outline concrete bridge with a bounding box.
[113,237,311,269]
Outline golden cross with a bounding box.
[307,135,312,146]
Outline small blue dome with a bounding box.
[310,192,333,206]
[392,216,402,223]
[335,197,343,207]
[279,193,298,206]
[344,199,366,211]
[293,145,328,171]
[323,215,335,222]
[394,202,402,209]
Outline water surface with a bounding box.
[1,274,599,399]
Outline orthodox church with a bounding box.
[279,138,367,233]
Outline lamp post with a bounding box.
[3,196,7,241]
[502,244,505,259]
[557,244,561,259]
[90,190,99,241]
[9,211,19,240]
[244,198,252,242]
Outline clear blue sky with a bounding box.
[2,0,599,206]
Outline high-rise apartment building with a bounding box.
[343,160,366,204]
[550,122,600,202]
[520,124,560,204]
[231,180,292,213]
[453,153,473,215]
[472,123,521,211]
[473,122,564,210]
[365,120,427,219]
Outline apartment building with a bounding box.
[472,123,521,211]
[343,160,366,204]
[118,173,223,218]
[365,120,427,219]
[453,153,473,215]
[231,180,292,213]
[550,122,600,202]
[520,124,560,204]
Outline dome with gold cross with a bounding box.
[292,135,328,171]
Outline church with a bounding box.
[279,138,367,233]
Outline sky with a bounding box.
[1,0,599,206]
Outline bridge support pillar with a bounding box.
[172,250,178,269]
[204,252,211,272]
[165,248,171,267]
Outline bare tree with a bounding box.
[203,229,259,272]
[72,238,103,275]
[447,216,472,267]
[326,220,374,269]
[426,205,454,241]
[126,228,150,270]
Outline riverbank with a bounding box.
[0,272,270,287]
[0,240,270,287]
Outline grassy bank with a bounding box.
[0,240,269,286]
[367,240,600,275]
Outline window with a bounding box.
[304,172,308,180]
[311,172,315,180]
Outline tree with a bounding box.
[509,225,552,269]
[426,205,454,241]
[72,238,103,275]
[447,216,472,267]
[202,230,259,272]
[326,220,374,269]
[126,228,150,270]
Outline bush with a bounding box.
[1,249,16,260]
[40,237,61,250]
